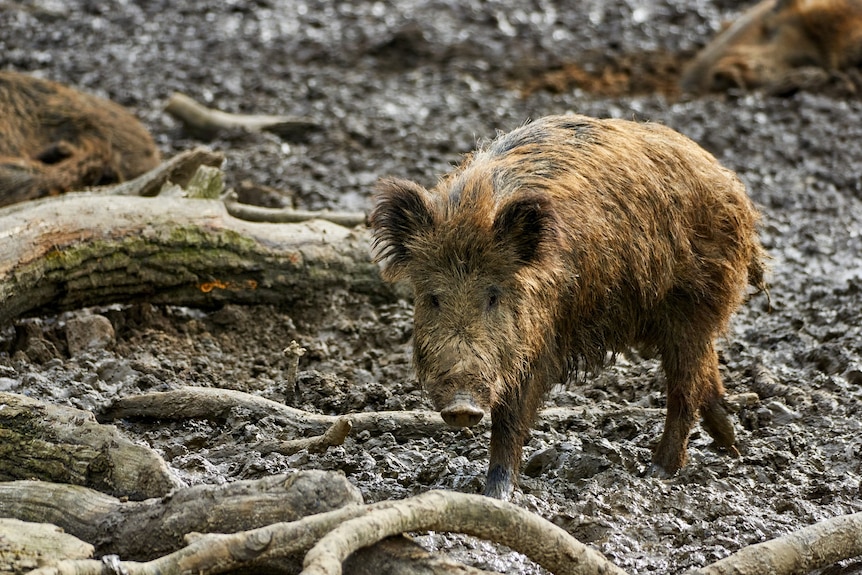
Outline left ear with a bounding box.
[492,192,559,266]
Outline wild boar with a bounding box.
[370,114,767,498]
[681,0,862,93]
[0,71,160,207]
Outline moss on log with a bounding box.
[0,193,395,325]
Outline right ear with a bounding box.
[368,177,435,282]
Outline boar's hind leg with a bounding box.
[486,384,541,500]
[651,335,736,477]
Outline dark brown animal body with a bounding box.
[681,0,862,93]
[0,71,160,207]
[370,114,767,499]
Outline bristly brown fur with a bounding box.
[0,71,160,207]
[369,114,769,498]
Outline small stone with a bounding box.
[66,315,115,355]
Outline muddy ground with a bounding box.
[2,0,862,573]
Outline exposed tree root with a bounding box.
[686,512,862,575]
[301,490,629,575]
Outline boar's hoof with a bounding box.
[644,462,676,480]
[484,464,514,500]
[440,397,484,428]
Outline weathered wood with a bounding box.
[165,92,321,140]
[93,146,225,197]
[301,490,628,575]
[0,471,363,562]
[685,512,862,575]
[223,190,367,227]
[0,518,94,573]
[100,386,699,440]
[0,392,183,500]
[0,192,394,326]
[98,386,451,438]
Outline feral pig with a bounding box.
[681,0,862,93]
[0,71,160,207]
[370,114,768,499]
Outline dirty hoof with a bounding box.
[484,465,514,500]
[644,462,676,479]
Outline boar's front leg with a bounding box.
[486,381,542,499]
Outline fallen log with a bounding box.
[0,192,394,326]
[0,471,362,561]
[0,518,94,573]
[0,392,183,500]
[2,477,495,575]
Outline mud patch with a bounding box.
[3,0,862,573]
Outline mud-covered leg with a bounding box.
[650,337,733,477]
[485,382,541,499]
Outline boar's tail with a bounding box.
[747,248,771,311]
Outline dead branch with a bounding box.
[0,470,362,562]
[98,386,452,438]
[0,392,183,500]
[301,490,628,575]
[99,387,685,444]
[165,92,321,140]
[223,190,367,226]
[209,416,353,459]
[0,192,393,326]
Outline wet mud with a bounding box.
[2,0,862,573]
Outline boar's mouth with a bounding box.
[438,391,486,428]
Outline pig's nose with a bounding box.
[440,395,484,427]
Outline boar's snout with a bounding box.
[439,391,485,428]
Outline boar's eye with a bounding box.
[486,286,502,311]
[428,293,441,309]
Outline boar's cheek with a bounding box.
[492,193,559,267]
[369,177,435,282]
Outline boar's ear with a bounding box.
[368,177,436,281]
[492,193,558,266]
